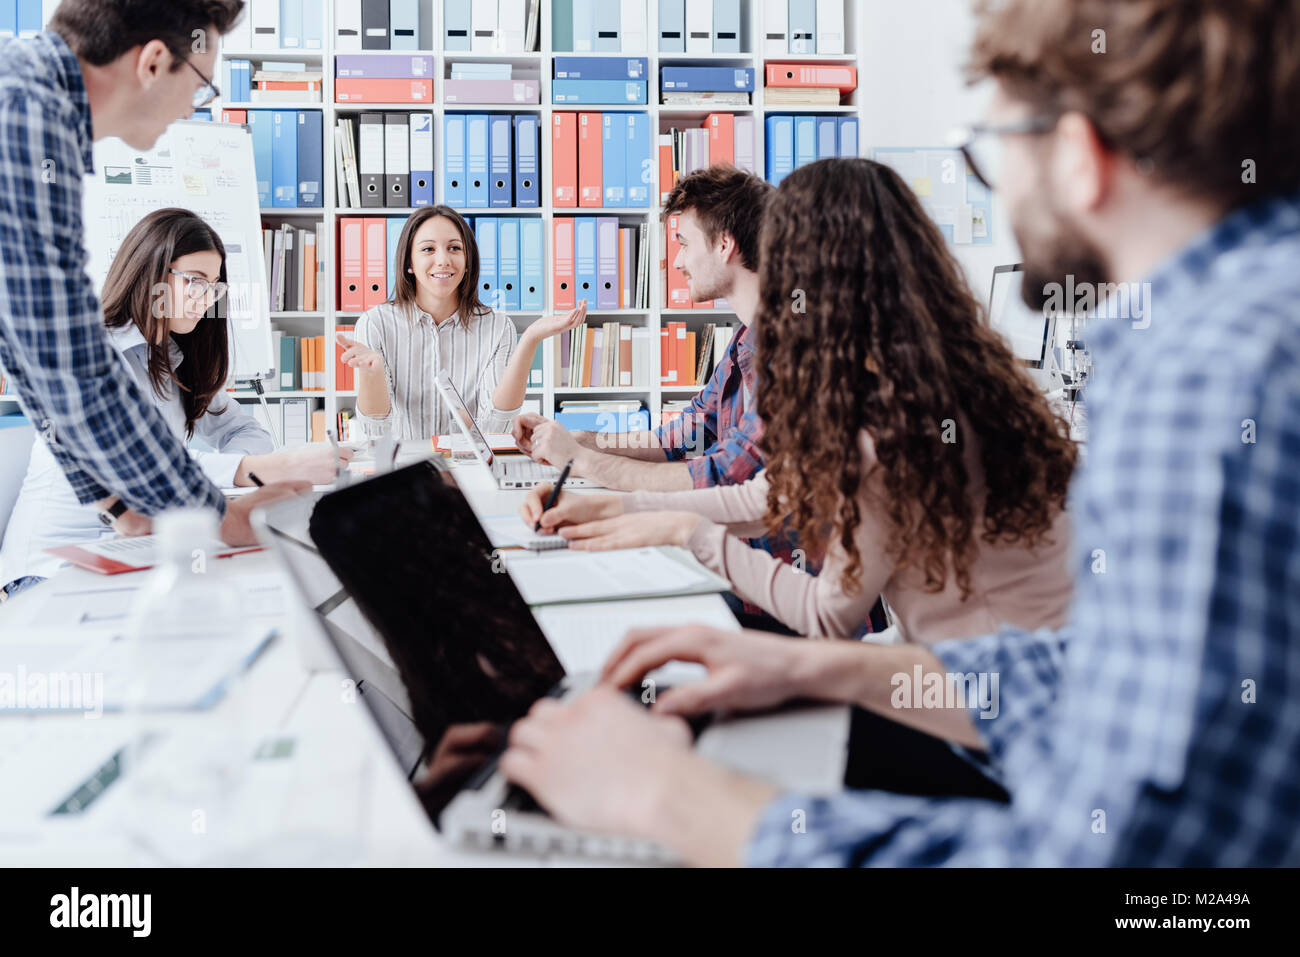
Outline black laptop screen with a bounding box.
[306,461,565,818]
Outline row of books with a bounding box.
[269,333,332,392]
[334,113,435,208]
[222,59,322,104]
[221,109,322,208]
[554,400,651,433]
[659,113,760,201]
[662,322,737,386]
[263,223,327,313]
[765,114,861,186]
[553,219,651,312]
[555,323,653,389]
[552,112,652,209]
[334,55,434,104]
[339,216,548,313]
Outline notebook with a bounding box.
[499,546,730,605]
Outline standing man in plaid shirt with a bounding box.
[0,1,302,601]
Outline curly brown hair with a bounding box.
[755,158,1076,598]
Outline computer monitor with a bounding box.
[988,264,1055,370]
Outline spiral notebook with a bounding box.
[478,514,570,551]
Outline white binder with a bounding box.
[620,0,647,52]
[763,0,788,55]
[816,0,845,54]
[335,0,362,51]
[470,0,498,52]
[250,0,280,50]
[685,0,712,54]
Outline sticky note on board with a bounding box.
[912,176,933,197]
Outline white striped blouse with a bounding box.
[353,301,521,441]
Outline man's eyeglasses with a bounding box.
[170,269,228,302]
[177,54,220,109]
[947,117,1059,191]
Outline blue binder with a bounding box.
[303,0,324,48]
[572,0,596,52]
[659,67,754,92]
[466,114,489,208]
[280,0,303,48]
[764,115,794,185]
[520,218,545,311]
[626,112,651,206]
[837,116,859,157]
[553,57,648,80]
[794,115,817,170]
[271,111,298,207]
[389,0,419,50]
[658,0,685,53]
[788,0,816,54]
[386,216,404,298]
[444,0,471,50]
[574,218,598,307]
[602,113,627,208]
[410,112,434,205]
[553,0,573,51]
[489,114,513,208]
[552,80,648,105]
[498,218,522,311]
[594,3,621,52]
[248,111,273,207]
[16,0,37,35]
[476,218,500,310]
[296,110,323,207]
[816,115,838,160]
[596,217,619,309]
[443,114,467,207]
[1,1,17,39]
[712,0,741,53]
[513,114,540,207]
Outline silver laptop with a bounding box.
[254,462,849,863]
[433,371,600,490]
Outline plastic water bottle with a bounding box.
[121,508,249,865]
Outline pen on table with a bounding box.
[534,459,574,532]
[248,472,265,487]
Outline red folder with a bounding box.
[363,218,388,309]
[552,113,577,207]
[335,77,433,103]
[764,63,858,92]
[706,112,734,166]
[578,112,603,207]
[665,214,691,309]
[338,218,365,311]
[658,134,674,206]
[553,217,576,310]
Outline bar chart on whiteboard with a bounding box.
[83,119,275,382]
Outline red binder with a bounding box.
[706,112,734,166]
[764,63,858,92]
[553,217,576,310]
[665,214,691,309]
[578,112,603,208]
[363,218,388,309]
[339,217,365,311]
[552,113,578,207]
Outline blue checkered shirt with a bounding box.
[748,190,1300,867]
[0,32,225,515]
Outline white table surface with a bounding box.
[0,455,733,866]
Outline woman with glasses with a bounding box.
[0,208,344,596]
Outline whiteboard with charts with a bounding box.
[82,119,274,381]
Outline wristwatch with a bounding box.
[97,499,128,528]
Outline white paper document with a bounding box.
[503,547,728,605]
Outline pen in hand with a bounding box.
[534,459,574,532]
[248,472,265,487]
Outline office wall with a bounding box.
[857,0,1020,303]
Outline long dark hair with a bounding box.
[756,158,1077,598]
[100,208,229,437]
[389,205,490,327]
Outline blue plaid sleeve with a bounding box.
[654,374,719,462]
[684,408,765,489]
[0,90,225,515]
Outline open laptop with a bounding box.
[255,461,850,863]
[433,371,600,490]
[988,263,1064,392]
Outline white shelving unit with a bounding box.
[207,0,864,436]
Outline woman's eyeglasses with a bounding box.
[170,269,228,302]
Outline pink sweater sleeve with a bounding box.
[625,472,771,538]
[630,449,896,639]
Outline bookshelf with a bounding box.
[210,0,865,440]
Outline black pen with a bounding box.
[534,459,573,532]
[248,472,265,487]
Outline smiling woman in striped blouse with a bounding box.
[337,205,584,441]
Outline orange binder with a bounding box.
[222,109,247,123]
[665,214,691,309]
[764,64,858,92]
[335,77,433,103]
[658,133,674,205]
[553,217,576,310]
[339,218,365,312]
[684,331,696,386]
[552,113,578,207]
[311,410,326,442]
[619,324,633,386]
[363,218,388,309]
[705,112,734,166]
[336,324,355,390]
[302,229,317,312]
[582,327,596,388]
[578,112,603,207]
[671,322,687,386]
[659,327,669,384]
